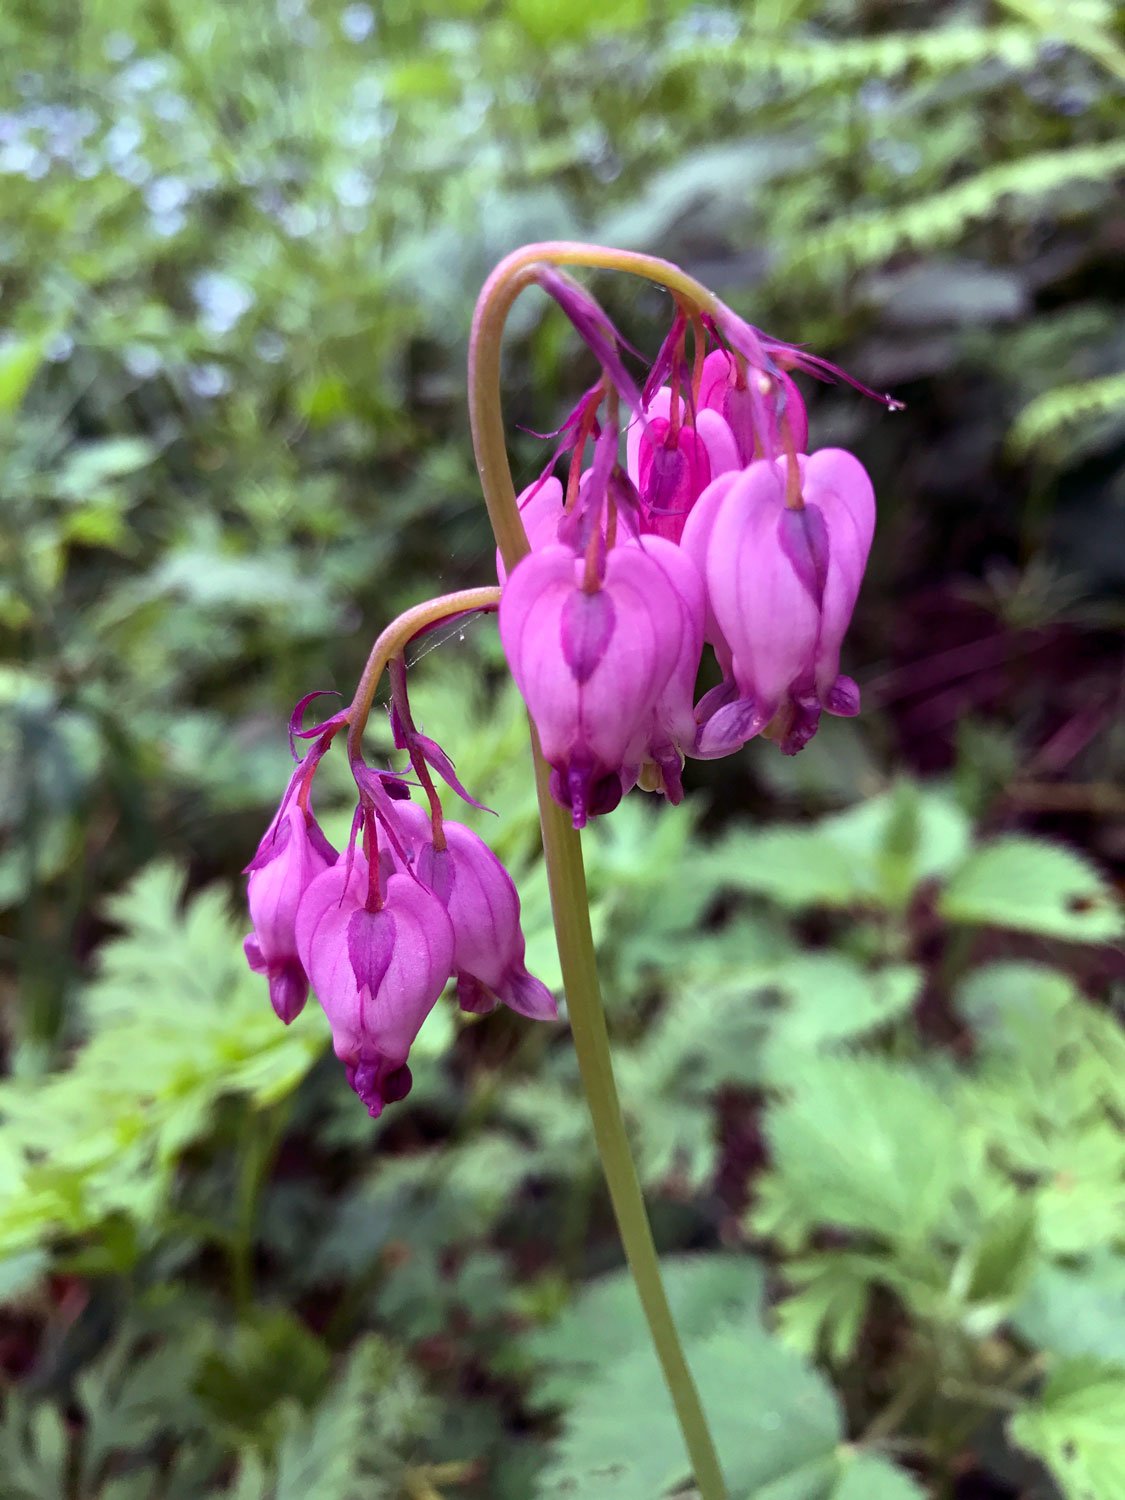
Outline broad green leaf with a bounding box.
[537,1319,842,1499]
[1010,1359,1125,1500]
[941,837,1122,942]
[760,957,922,1081]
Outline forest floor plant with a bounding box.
[244,243,903,1498]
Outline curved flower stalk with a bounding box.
[244,241,899,1500]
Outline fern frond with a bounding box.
[997,0,1125,84]
[1009,371,1125,457]
[785,139,1125,278]
[666,23,1042,88]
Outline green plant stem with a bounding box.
[469,243,727,1500]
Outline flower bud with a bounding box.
[698,349,808,464]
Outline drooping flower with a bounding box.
[622,535,706,801]
[244,793,336,1023]
[499,542,687,827]
[295,855,455,1116]
[390,802,557,1020]
[496,474,565,584]
[692,448,875,756]
[697,348,808,464]
[625,386,739,543]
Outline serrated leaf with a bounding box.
[941,837,1122,942]
[525,1255,767,1409]
[760,957,922,1082]
[712,826,862,909]
[1010,1359,1125,1500]
[821,783,972,908]
[235,1337,435,1500]
[537,1320,842,1499]
[954,962,1074,1061]
[761,1055,962,1244]
[774,1256,870,1365]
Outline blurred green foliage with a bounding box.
[2,0,1124,1496]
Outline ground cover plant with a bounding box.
[2,1,1123,1497]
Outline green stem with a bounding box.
[469,244,727,1500]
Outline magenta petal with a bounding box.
[825,674,861,716]
[707,462,820,712]
[496,967,558,1021]
[269,964,309,1025]
[800,449,876,700]
[694,696,768,758]
[243,933,267,973]
[457,975,500,1015]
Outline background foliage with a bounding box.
[1,0,1123,1496]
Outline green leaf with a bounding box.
[712,826,862,910]
[954,961,1074,1059]
[1014,1255,1125,1366]
[0,333,49,414]
[774,1255,871,1365]
[230,1337,435,1500]
[822,783,973,908]
[760,958,922,1082]
[525,1255,767,1409]
[537,1319,842,1499]
[940,837,1123,942]
[510,0,650,46]
[1010,1359,1125,1500]
[194,1308,331,1448]
[828,1452,927,1500]
[759,1055,962,1244]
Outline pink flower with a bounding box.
[698,349,808,464]
[390,802,557,1021]
[295,855,455,1116]
[693,449,875,756]
[499,542,686,827]
[496,475,565,584]
[626,387,739,542]
[622,536,706,802]
[244,795,336,1023]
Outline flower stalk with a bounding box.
[469,244,728,1500]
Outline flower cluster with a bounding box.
[498,281,888,827]
[245,252,896,1116]
[244,688,555,1117]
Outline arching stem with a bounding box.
[469,244,727,1500]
